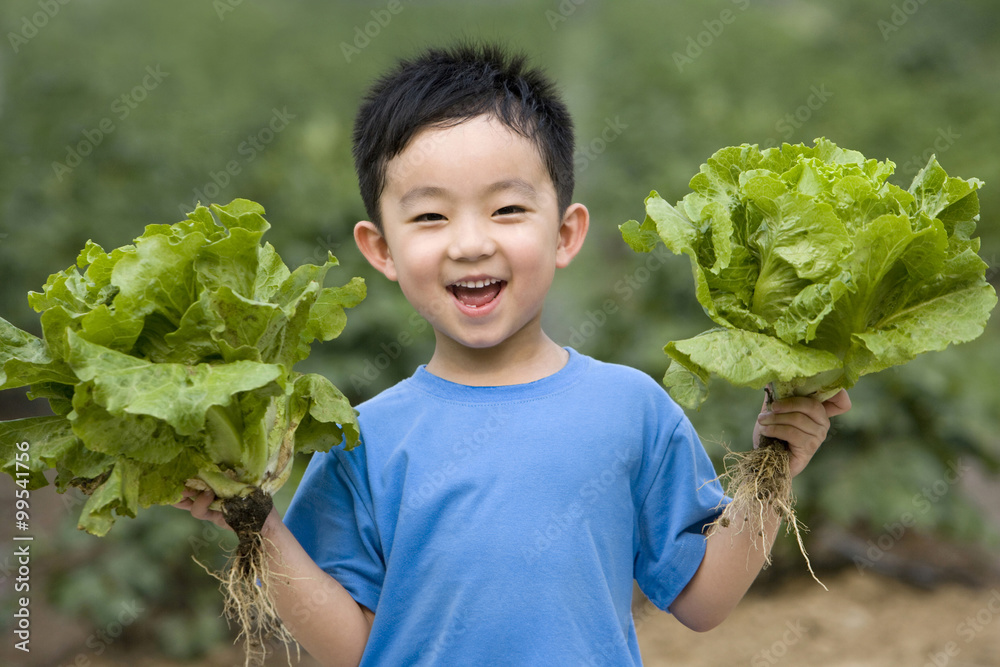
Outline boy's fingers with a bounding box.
[757,420,823,449]
[769,391,851,418]
[189,489,217,519]
[172,487,202,510]
[758,407,830,457]
[823,389,852,417]
[759,400,829,433]
[758,423,820,448]
[173,488,231,531]
[175,488,216,520]
[756,389,848,477]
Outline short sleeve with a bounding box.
[634,407,729,611]
[283,444,384,612]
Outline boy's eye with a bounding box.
[494,205,525,216]
[414,212,446,222]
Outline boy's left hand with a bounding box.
[753,389,852,478]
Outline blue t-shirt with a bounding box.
[284,348,727,665]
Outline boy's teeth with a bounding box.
[454,278,499,288]
[450,278,503,308]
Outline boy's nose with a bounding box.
[447,217,497,261]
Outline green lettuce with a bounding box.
[1,200,365,535]
[621,139,996,408]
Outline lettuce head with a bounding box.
[0,200,365,535]
[621,138,996,409]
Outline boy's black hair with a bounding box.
[352,41,575,230]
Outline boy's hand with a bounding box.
[753,389,851,478]
[173,488,231,531]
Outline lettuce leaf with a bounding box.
[621,139,996,408]
[0,199,365,535]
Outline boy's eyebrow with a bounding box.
[397,179,540,211]
[485,178,539,200]
[398,186,448,210]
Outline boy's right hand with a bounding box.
[173,488,232,531]
[178,487,374,661]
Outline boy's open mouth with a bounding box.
[449,278,505,309]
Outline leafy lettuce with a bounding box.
[621,139,996,408]
[0,200,365,535]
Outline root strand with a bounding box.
[195,488,301,667]
[707,437,826,590]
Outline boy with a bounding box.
[178,42,850,665]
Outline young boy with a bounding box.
[178,42,850,665]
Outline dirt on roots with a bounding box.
[217,489,297,667]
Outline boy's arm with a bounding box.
[668,390,851,632]
[177,489,374,666]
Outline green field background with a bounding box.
[1,0,998,663]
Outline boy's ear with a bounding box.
[555,203,589,269]
[354,220,398,281]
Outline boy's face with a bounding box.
[355,114,587,357]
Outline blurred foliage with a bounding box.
[44,500,236,659]
[0,0,998,660]
[48,462,307,660]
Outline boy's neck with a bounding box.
[425,329,569,387]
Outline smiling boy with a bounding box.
[354,111,586,386]
[178,42,849,665]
